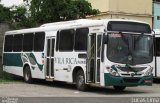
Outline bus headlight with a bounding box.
[106,67,120,76]
[144,67,153,76]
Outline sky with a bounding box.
[0,0,24,7]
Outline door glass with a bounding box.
[51,39,55,76]
[46,58,50,76]
[89,34,96,82]
[97,35,102,57]
[47,39,50,57]
[97,59,100,82]
[96,35,102,82]
[46,38,55,77]
[51,58,54,76]
[51,39,55,56]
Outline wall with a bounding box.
[87,0,109,12]
[108,0,152,15]
[87,0,153,27]
[0,23,10,57]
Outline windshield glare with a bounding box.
[107,33,153,65]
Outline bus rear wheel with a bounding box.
[76,70,87,91]
[113,86,126,91]
[24,66,32,83]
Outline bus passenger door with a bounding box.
[46,37,55,78]
[87,33,102,83]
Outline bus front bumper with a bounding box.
[104,73,153,87]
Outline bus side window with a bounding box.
[75,28,89,51]
[155,37,160,56]
[4,35,13,52]
[23,33,34,52]
[13,34,23,52]
[59,29,75,51]
[34,32,45,51]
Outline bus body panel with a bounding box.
[54,52,87,82]
[3,66,23,77]
[3,52,45,79]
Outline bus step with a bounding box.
[87,83,101,87]
[46,76,54,81]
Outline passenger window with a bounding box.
[23,33,34,51]
[34,32,45,51]
[75,28,89,51]
[59,29,74,51]
[4,35,13,52]
[13,34,23,52]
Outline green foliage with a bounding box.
[0,4,12,23]
[0,4,33,28]
[11,6,35,28]
[0,0,99,28]
[24,0,99,25]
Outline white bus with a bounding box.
[153,29,160,78]
[2,19,154,91]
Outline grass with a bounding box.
[0,78,16,83]
[0,72,23,84]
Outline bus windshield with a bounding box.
[107,33,153,65]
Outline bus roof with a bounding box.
[5,19,104,35]
[5,19,150,35]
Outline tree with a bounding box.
[23,0,99,26]
[10,6,35,28]
[0,0,99,28]
[0,3,35,28]
[0,4,12,23]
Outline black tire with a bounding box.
[23,66,32,83]
[113,86,126,91]
[76,70,87,91]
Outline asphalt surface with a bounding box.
[0,79,160,103]
[0,80,160,97]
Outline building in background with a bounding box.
[153,0,160,29]
[87,0,153,27]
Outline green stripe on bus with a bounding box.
[29,53,43,71]
[3,53,23,67]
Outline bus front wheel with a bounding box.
[76,70,87,91]
[23,66,32,83]
[113,86,126,91]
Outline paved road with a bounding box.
[0,80,160,97]
[0,80,160,103]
